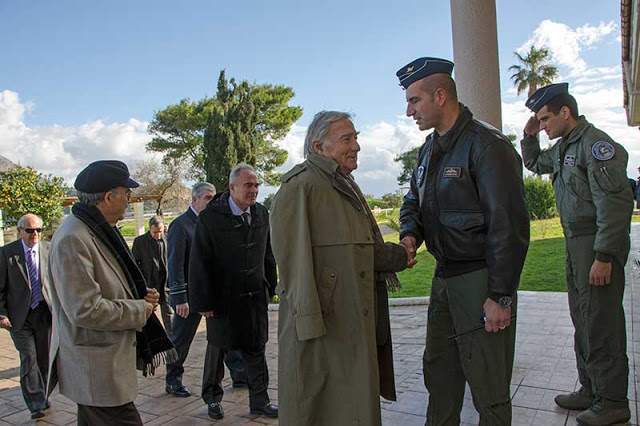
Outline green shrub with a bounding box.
[523,176,557,220]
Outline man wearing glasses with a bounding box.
[0,213,52,419]
[48,160,173,425]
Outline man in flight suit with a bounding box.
[521,83,632,425]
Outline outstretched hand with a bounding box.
[399,235,418,268]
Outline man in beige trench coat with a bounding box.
[271,111,414,425]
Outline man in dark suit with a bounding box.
[132,215,172,335]
[165,182,246,407]
[190,163,278,419]
[0,213,52,419]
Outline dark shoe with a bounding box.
[30,410,45,419]
[208,402,224,420]
[232,380,248,388]
[554,386,594,410]
[250,402,278,418]
[576,401,630,425]
[165,383,191,397]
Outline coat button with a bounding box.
[133,341,136,347]
[363,308,369,316]
[360,272,366,278]
[330,273,336,278]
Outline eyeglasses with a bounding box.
[24,228,43,234]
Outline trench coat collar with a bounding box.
[562,116,590,146]
[434,103,473,153]
[307,153,363,209]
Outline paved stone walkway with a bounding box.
[2,227,640,425]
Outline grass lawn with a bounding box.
[119,216,175,237]
[385,217,568,298]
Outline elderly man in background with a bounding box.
[189,163,278,420]
[0,214,52,419]
[271,111,412,425]
[48,160,174,425]
[132,215,172,335]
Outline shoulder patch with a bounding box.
[591,141,615,161]
[280,163,307,183]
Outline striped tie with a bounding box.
[26,249,41,309]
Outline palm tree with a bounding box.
[509,46,559,97]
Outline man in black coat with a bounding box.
[132,215,172,335]
[164,183,246,406]
[189,163,278,420]
[0,214,52,419]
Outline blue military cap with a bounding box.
[74,160,140,194]
[525,83,569,113]
[396,57,454,89]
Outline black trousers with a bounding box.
[166,312,245,393]
[203,342,270,409]
[77,402,142,426]
[8,303,51,413]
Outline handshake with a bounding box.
[398,235,418,269]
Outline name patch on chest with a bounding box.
[564,155,576,166]
[443,167,461,178]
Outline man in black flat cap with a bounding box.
[48,160,175,426]
[396,57,530,425]
[521,83,632,426]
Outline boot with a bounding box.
[554,386,594,410]
[576,401,630,425]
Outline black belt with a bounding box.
[29,300,47,311]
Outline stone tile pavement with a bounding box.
[2,225,640,425]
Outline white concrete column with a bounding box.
[133,201,145,237]
[450,0,503,130]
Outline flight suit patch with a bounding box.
[591,141,615,161]
[564,155,575,166]
[443,167,461,178]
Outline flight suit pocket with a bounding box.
[317,267,337,316]
[568,173,592,201]
[593,166,626,194]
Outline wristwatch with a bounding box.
[497,296,512,308]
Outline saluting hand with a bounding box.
[524,115,540,137]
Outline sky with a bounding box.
[0,0,636,199]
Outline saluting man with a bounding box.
[521,83,632,426]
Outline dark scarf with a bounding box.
[72,202,178,376]
[342,175,402,292]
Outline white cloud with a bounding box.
[516,20,617,76]
[0,90,158,185]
